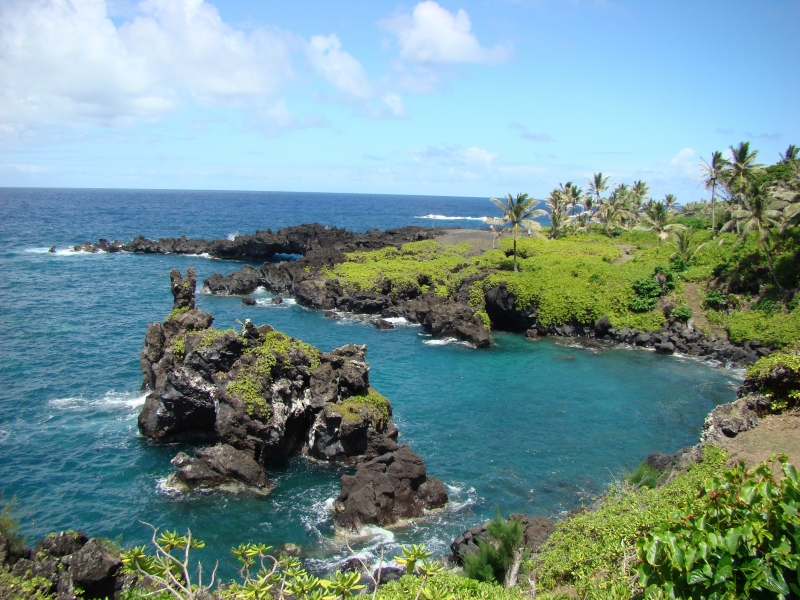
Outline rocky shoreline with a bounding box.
[71,224,769,363]
[138,268,447,531]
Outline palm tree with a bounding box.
[636,201,686,245]
[596,185,635,234]
[587,173,610,211]
[672,229,709,263]
[489,193,547,272]
[728,142,764,195]
[631,180,650,210]
[663,194,679,211]
[545,187,571,239]
[780,144,799,163]
[698,150,730,233]
[721,182,786,291]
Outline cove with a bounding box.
[0,189,739,574]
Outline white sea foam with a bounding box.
[227,231,239,241]
[423,337,468,347]
[383,317,418,327]
[26,247,88,256]
[49,390,147,411]
[414,214,489,221]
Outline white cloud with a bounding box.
[381,93,407,118]
[670,147,696,166]
[306,34,374,99]
[416,144,499,167]
[382,1,511,65]
[0,0,295,136]
[0,0,406,137]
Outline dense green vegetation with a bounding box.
[317,146,800,342]
[744,350,800,411]
[637,455,800,599]
[530,446,729,596]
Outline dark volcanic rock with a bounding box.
[205,264,263,296]
[166,444,274,494]
[376,319,395,330]
[333,445,448,530]
[69,538,123,599]
[6,532,125,600]
[423,302,491,348]
[137,270,433,500]
[242,296,256,306]
[170,267,196,310]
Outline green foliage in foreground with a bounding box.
[531,446,729,595]
[463,510,523,584]
[0,571,53,600]
[376,572,525,600]
[638,455,800,599]
[745,350,800,411]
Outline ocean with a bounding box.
[0,187,739,573]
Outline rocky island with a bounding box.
[137,267,447,529]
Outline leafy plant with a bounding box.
[531,446,728,596]
[671,305,692,323]
[463,510,523,585]
[637,455,800,599]
[703,290,726,311]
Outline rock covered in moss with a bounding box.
[7,530,125,600]
[333,444,448,530]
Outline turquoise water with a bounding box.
[0,188,739,572]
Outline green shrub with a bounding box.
[322,240,487,301]
[0,571,53,600]
[703,289,726,311]
[532,446,728,595]
[669,255,688,273]
[334,387,391,427]
[475,310,491,330]
[376,572,524,600]
[626,462,661,489]
[671,305,692,322]
[637,455,800,599]
[727,309,800,348]
[744,351,800,411]
[464,510,524,585]
[165,306,190,321]
[630,277,662,312]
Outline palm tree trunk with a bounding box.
[711,186,716,235]
[513,235,518,272]
[764,242,784,293]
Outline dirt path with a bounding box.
[684,282,727,338]
[713,413,800,472]
[612,244,635,266]
[435,228,509,255]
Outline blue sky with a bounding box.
[0,0,798,201]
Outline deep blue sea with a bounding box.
[0,188,739,573]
